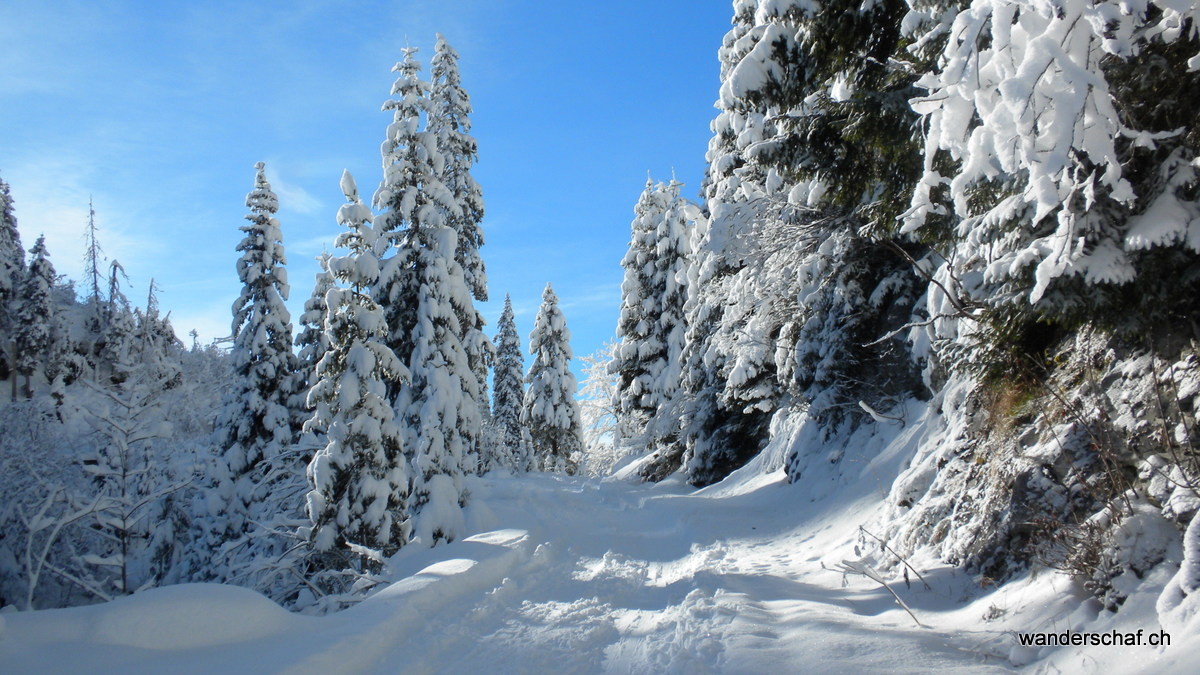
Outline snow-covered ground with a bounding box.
[2,452,1196,673]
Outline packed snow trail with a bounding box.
[395,472,999,674]
[2,467,1193,673]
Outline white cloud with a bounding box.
[263,163,324,216]
[4,157,164,289]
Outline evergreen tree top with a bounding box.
[334,170,383,266]
[495,294,524,366]
[429,32,487,302]
[246,162,279,216]
[83,199,105,306]
[432,33,472,124]
[0,174,25,297]
[0,175,12,219]
[499,294,516,332]
[375,46,459,235]
[28,233,51,264]
[335,171,378,249]
[531,283,571,358]
[388,46,429,104]
[433,34,463,85]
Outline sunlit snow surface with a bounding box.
[3,418,1198,673]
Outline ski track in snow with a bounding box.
[2,469,1192,673]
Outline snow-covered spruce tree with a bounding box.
[430,33,487,302]
[212,162,300,547]
[0,175,22,302]
[902,0,1200,376]
[612,179,670,443]
[646,180,693,444]
[294,252,335,433]
[668,0,801,486]
[492,294,532,472]
[372,46,440,374]
[399,223,479,542]
[429,34,492,475]
[0,176,25,399]
[743,0,927,475]
[306,171,411,573]
[13,236,58,399]
[373,46,482,541]
[523,283,582,474]
[612,178,694,451]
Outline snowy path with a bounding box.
[394,472,1012,674]
[2,470,1023,673]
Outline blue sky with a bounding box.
[0,1,731,380]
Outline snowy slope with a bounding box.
[2,410,1197,673]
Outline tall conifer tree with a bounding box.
[673,0,791,485]
[651,179,693,424]
[214,162,299,543]
[492,294,532,471]
[306,171,411,568]
[83,199,104,311]
[613,179,669,442]
[373,46,480,542]
[0,176,23,312]
[523,284,582,474]
[295,252,335,430]
[0,175,25,396]
[430,33,487,301]
[373,46,441,371]
[612,178,694,447]
[430,34,491,474]
[13,236,57,399]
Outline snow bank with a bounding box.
[0,584,311,673]
[88,584,296,651]
[0,529,532,674]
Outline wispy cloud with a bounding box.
[264,163,324,216]
[0,2,117,96]
[4,156,165,288]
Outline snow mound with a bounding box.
[89,584,295,650]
